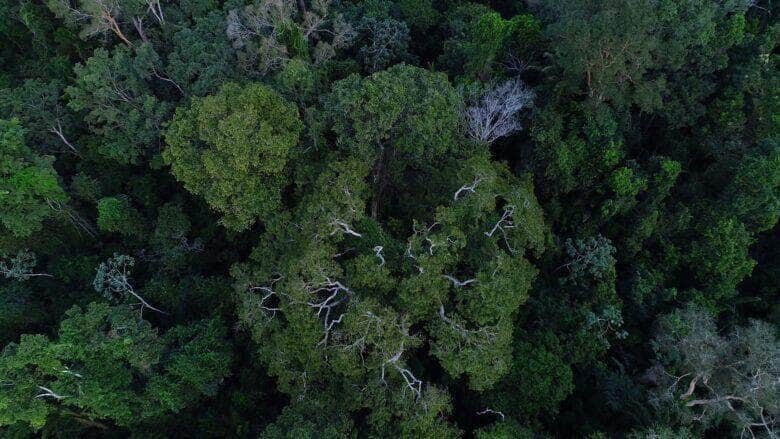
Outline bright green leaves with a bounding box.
[325,64,460,164]
[0,334,55,429]
[486,334,574,419]
[164,82,303,231]
[439,4,540,81]
[429,311,513,391]
[96,196,143,236]
[0,303,231,429]
[688,218,756,310]
[0,119,67,239]
[321,64,465,221]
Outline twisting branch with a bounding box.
[485,205,515,238]
[49,120,81,156]
[132,16,149,43]
[485,205,517,253]
[93,254,168,316]
[438,306,499,346]
[0,250,53,281]
[453,177,482,201]
[373,246,385,267]
[247,287,282,322]
[146,0,164,24]
[60,366,83,379]
[306,278,352,346]
[35,386,68,400]
[381,341,422,399]
[404,241,416,260]
[47,199,97,238]
[331,220,362,238]
[442,275,477,287]
[477,408,506,421]
[150,66,185,95]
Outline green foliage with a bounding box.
[164,82,303,231]
[486,333,574,419]
[96,196,143,235]
[167,11,237,97]
[688,218,756,309]
[0,303,231,429]
[440,4,540,80]
[651,304,779,436]
[564,235,616,281]
[66,45,170,164]
[0,0,777,436]
[0,119,67,239]
[325,64,460,163]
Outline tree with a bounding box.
[322,64,463,220]
[545,0,751,116]
[93,254,168,315]
[0,119,67,240]
[163,82,303,231]
[439,4,540,81]
[484,333,574,420]
[225,0,355,75]
[0,303,231,429]
[464,78,535,144]
[0,79,80,155]
[356,17,410,73]
[650,303,779,438]
[96,195,143,236]
[687,218,756,310]
[0,250,52,281]
[167,11,238,97]
[66,45,171,164]
[46,0,151,46]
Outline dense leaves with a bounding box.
[0,0,777,437]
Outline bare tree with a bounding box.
[465,78,535,144]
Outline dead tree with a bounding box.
[465,78,534,144]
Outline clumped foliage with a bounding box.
[163,82,303,231]
[0,0,777,437]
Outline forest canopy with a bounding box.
[0,0,777,437]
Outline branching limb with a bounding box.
[382,342,422,398]
[306,278,352,346]
[485,205,517,253]
[373,246,385,267]
[453,177,482,201]
[331,220,362,238]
